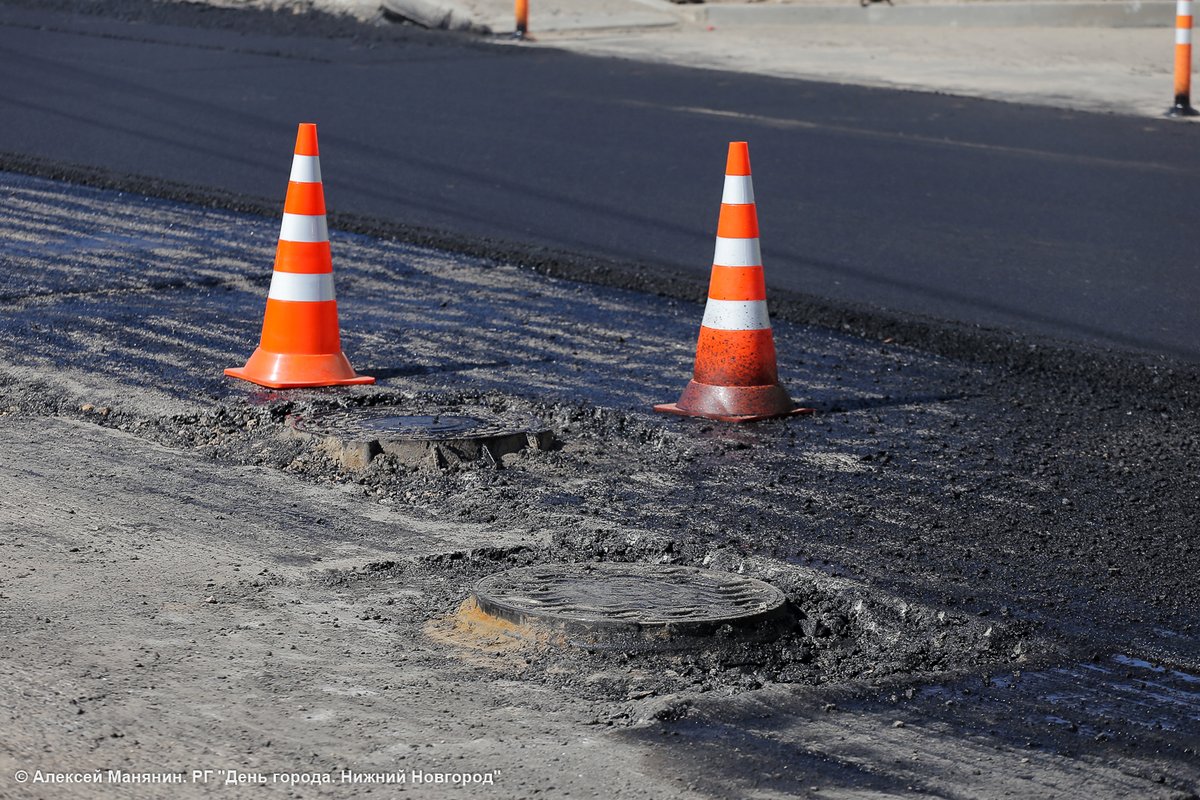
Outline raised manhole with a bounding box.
[462,563,792,652]
[286,404,554,469]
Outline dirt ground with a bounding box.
[0,168,1198,798]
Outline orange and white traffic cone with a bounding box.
[514,0,529,38]
[1168,0,1198,116]
[655,142,811,423]
[226,123,374,389]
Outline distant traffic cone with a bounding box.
[655,142,810,423]
[226,123,374,389]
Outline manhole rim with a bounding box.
[283,403,555,470]
[469,562,793,650]
[287,407,545,442]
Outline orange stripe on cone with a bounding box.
[284,181,327,216]
[716,203,759,239]
[259,299,342,354]
[707,265,766,302]
[693,327,778,387]
[225,122,373,389]
[274,240,333,274]
[1175,41,1192,97]
[294,123,320,156]
[725,142,751,176]
[655,141,812,423]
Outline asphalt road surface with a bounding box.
[2,5,1199,795]
[0,0,1197,360]
[1,170,1198,798]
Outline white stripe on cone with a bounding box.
[700,298,771,331]
[721,175,755,205]
[279,213,330,244]
[267,271,336,303]
[713,236,763,268]
[1178,0,1192,15]
[289,155,322,184]
[1178,28,1193,44]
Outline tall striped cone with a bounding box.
[225,123,374,389]
[1168,0,1198,116]
[655,142,811,423]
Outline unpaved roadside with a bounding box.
[0,416,672,799]
[546,23,1183,119]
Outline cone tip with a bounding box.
[725,141,751,176]
[295,123,319,156]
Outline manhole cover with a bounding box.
[359,415,489,436]
[286,403,554,469]
[465,563,792,652]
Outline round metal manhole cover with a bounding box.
[467,563,792,651]
[286,403,553,469]
[358,414,497,437]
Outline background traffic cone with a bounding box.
[226,123,374,389]
[655,142,810,423]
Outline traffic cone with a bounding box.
[655,142,810,423]
[225,123,374,389]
